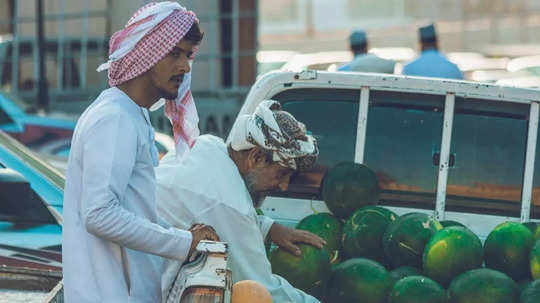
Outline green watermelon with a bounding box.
[521,280,540,303]
[423,226,483,286]
[382,212,443,268]
[270,244,330,299]
[390,266,422,283]
[524,221,540,240]
[342,206,398,263]
[326,258,393,303]
[296,213,342,263]
[388,275,445,303]
[518,280,532,294]
[440,220,466,228]
[322,162,380,219]
[484,222,534,281]
[533,225,540,241]
[447,268,519,303]
[531,239,540,280]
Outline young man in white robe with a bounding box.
[157,100,326,303]
[62,3,218,303]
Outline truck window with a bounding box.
[0,168,57,224]
[364,90,444,210]
[447,98,529,217]
[272,88,360,199]
[268,86,539,219]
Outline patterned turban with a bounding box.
[228,100,319,171]
[97,1,200,159]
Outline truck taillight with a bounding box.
[179,287,224,303]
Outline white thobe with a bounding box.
[62,87,192,303]
[156,135,320,303]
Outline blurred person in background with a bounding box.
[339,30,395,73]
[402,23,463,79]
[62,2,218,302]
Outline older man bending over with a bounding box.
[157,100,324,302]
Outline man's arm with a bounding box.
[80,114,192,261]
[268,222,325,256]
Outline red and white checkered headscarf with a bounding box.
[162,66,200,159]
[98,1,200,159]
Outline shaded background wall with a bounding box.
[259,0,540,53]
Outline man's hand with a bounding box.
[269,223,326,256]
[188,224,220,257]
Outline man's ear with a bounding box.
[247,148,267,168]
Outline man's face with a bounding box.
[245,154,295,207]
[148,39,195,100]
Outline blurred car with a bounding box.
[256,50,298,75]
[0,131,63,214]
[36,139,72,158]
[0,90,76,148]
[0,130,63,291]
[35,131,176,172]
[493,55,540,88]
[467,69,530,83]
[447,52,509,81]
[496,76,540,88]
[468,55,540,87]
[281,51,353,72]
[506,55,540,75]
[480,43,540,58]
[281,48,415,73]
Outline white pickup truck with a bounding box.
[240,70,540,241]
[44,71,540,302]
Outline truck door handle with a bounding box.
[433,153,455,167]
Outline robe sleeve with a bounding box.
[256,214,275,240]
[81,113,192,262]
[191,201,320,303]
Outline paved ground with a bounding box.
[0,290,48,303]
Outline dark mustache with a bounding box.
[170,74,184,82]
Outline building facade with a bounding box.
[0,0,258,138]
[259,0,540,53]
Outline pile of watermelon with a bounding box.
[267,162,540,303]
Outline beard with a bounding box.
[245,172,267,208]
[158,75,184,100]
[159,86,179,100]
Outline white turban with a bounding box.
[228,100,318,170]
